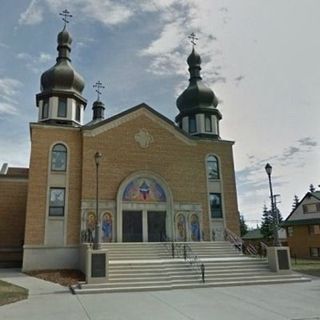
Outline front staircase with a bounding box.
[72,241,309,294]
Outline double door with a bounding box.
[122,210,166,242]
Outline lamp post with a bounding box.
[265,163,280,247]
[93,152,102,250]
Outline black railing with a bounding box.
[162,241,205,283]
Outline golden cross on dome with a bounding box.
[93,81,105,101]
[59,9,72,28]
[188,32,198,46]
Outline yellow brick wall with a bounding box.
[81,113,240,239]
[0,179,28,248]
[24,124,82,245]
[25,111,240,245]
[287,225,320,258]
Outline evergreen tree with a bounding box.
[309,184,316,193]
[260,205,273,239]
[292,195,300,210]
[260,204,283,241]
[239,215,248,237]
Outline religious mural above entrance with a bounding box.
[123,177,166,202]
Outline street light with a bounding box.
[265,163,280,247]
[93,152,102,250]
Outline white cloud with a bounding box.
[16,52,54,73]
[0,78,22,116]
[19,0,43,25]
[45,0,134,26]
[0,78,22,97]
[0,102,18,116]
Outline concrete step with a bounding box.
[73,275,310,294]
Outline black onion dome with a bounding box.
[187,48,201,67]
[176,48,218,111]
[40,27,85,94]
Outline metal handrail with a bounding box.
[224,228,258,256]
[161,240,205,283]
[175,243,205,283]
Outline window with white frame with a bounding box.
[189,116,196,133]
[51,144,67,171]
[42,99,49,119]
[58,98,67,117]
[210,193,223,218]
[310,247,320,257]
[49,188,65,216]
[207,155,219,180]
[309,225,320,235]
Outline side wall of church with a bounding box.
[0,177,28,262]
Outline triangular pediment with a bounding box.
[285,192,320,222]
[82,103,197,146]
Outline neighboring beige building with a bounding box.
[0,165,28,265]
[283,191,320,258]
[1,25,240,271]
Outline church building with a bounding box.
[0,23,240,271]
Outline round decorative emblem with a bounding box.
[134,128,154,148]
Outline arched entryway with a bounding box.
[116,172,173,242]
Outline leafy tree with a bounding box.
[292,195,300,210]
[309,184,316,192]
[239,215,248,237]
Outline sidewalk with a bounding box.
[1,269,320,320]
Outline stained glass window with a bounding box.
[207,155,219,180]
[123,177,166,202]
[210,193,223,218]
[49,188,65,216]
[51,144,67,171]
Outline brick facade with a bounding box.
[287,225,320,258]
[0,169,28,262]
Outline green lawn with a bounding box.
[291,259,320,277]
[0,280,28,306]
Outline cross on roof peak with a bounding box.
[188,32,198,47]
[59,9,72,28]
[93,81,105,101]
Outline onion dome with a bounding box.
[176,48,218,111]
[40,26,85,95]
[92,100,105,121]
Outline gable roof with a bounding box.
[285,191,320,221]
[82,102,233,144]
[242,229,263,240]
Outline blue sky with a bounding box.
[0,0,319,227]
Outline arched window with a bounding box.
[207,155,219,180]
[51,144,67,171]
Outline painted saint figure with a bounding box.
[86,212,96,242]
[176,214,186,241]
[190,214,200,241]
[102,212,112,242]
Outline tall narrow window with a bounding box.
[58,98,67,117]
[51,144,67,171]
[49,188,65,216]
[210,193,223,218]
[205,115,212,132]
[207,155,219,180]
[42,99,49,119]
[189,116,196,133]
[76,104,81,122]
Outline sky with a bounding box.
[0,0,319,227]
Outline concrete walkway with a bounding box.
[1,269,320,320]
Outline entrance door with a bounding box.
[148,211,166,242]
[123,211,142,242]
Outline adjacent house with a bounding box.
[282,191,320,258]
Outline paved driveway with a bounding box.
[1,269,320,320]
